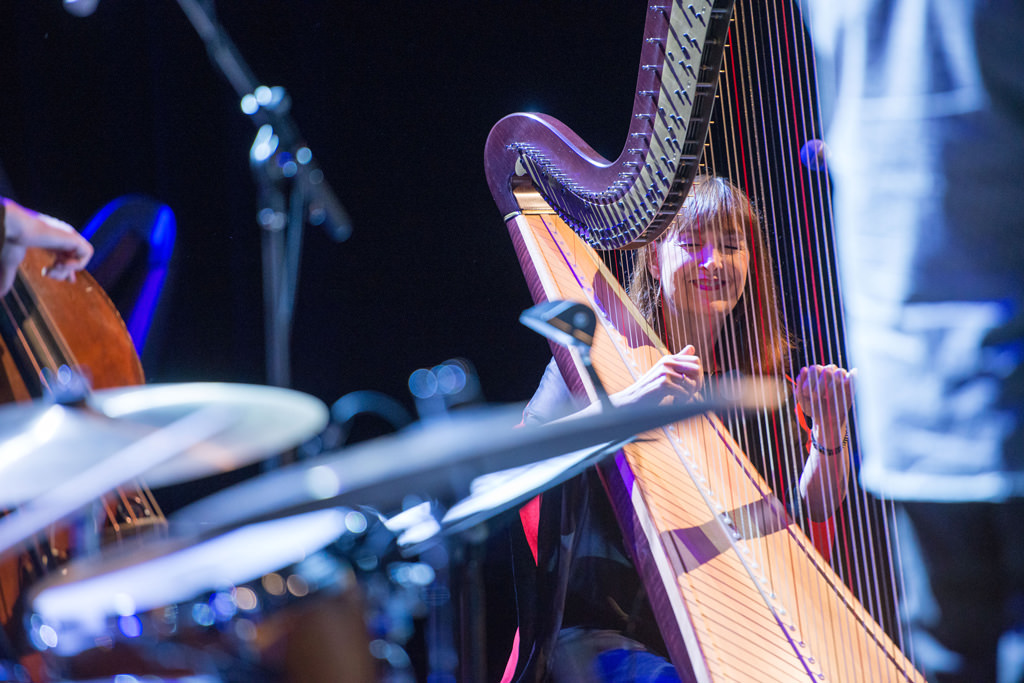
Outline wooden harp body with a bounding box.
[485,2,923,681]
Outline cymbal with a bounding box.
[389,440,625,552]
[0,403,147,507]
[172,383,773,534]
[90,382,329,487]
[0,382,328,507]
[392,372,782,550]
[28,508,349,656]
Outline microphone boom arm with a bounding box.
[175,0,352,389]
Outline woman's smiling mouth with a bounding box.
[694,279,726,291]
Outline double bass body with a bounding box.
[0,247,155,631]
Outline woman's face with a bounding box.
[653,216,750,321]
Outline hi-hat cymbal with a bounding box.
[0,382,328,507]
[172,379,778,534]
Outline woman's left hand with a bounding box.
[794,364,856,448]
[1,198,93,295]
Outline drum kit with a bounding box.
[0,378,754,681]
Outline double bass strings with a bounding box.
[0,270,165,543]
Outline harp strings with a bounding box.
[723,0,821,640]
[698,7,859,671]
[593,0,908,662]
[714,0,910,652]
[721,0,856,656]
[515,3,924,675]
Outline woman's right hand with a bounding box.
[611,344,704,408]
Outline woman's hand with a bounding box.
[794,364,856,520]
[793,364,856,448]
[611,345,704,408]
[1,197,93,295]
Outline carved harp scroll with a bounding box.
[484,2,924,681]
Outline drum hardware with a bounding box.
[166,376,774,680]
[0,404,235,564]
[389,440,630,557]
[86,382,329,489]
[28,509,351,655]
[0,382,330,680]
[407,358,484,420]
[323,390,413,452]
[0,382,329,562]
[383,439,631,682]
[27,507,429,682]
[6,371,771,680]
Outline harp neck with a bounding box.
[484,1,734,249]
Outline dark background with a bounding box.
[0,2,648,418]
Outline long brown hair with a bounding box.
[627,174,793,376]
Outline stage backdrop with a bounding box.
[0,4,648,427]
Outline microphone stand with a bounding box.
[175,0,352,388]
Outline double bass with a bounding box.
[486,2,922,680]
[0,246,162,639]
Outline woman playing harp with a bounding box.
[494,174,855,682]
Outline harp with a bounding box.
[484,2,923,681]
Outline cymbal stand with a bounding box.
[519,300,614,411]
[453,520,500,682]
[403,360,482,681]
[395,499,486,682]
[175,0,352,389]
